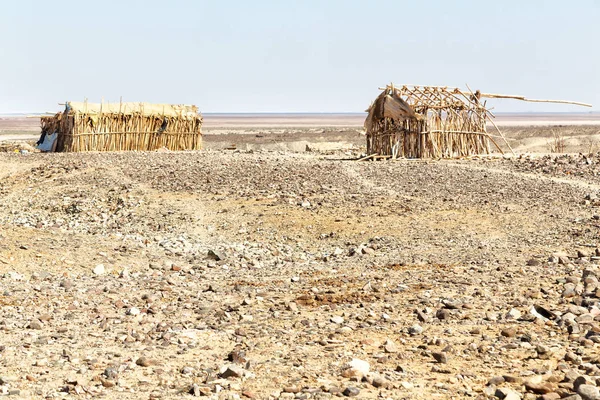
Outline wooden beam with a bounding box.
[479,93,591,107]
[516,98,592,107]
[486,111,515,155]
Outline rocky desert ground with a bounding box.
[2,116,600,399]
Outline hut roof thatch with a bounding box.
[66,102,199,118]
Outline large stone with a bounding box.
[578,384,600,400]
[342,387,360,397]
[383,339,398,353]
[506,308,522,320]
[341,358,370,380]
[135,357,157,367]
[28,320,43,330]
[408,324,423,335]
[525,381,556,394]
[93,264,106,275]
[495,387,522,400]
[488,376,505,386]
[220,364,245,379]
[501,327,517,337]
[371,374,391,389]
[432,352,448,364]
[541,394,561,400]
[436,309,450,320]
[207,249,224,261]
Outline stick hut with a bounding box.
[364,84,591,159]
[40,101,203,152]
[365,85,495,159]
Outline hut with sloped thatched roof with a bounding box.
[364,84,592,159]
[39,101,202,152]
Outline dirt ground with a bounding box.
[2,119,600,399]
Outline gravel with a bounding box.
[1,149,600,399]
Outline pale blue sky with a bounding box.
[1,0,598,113]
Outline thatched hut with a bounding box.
[364,84,495,159]
[364,84,592,159]
[39,101,202,152]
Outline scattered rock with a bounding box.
[432,352,448,364]
[59,280,73,290]
[495,387,522,400]
[103,366,119,379]
[506,308,522,320]
[436,308,450,320]
[488,376,505,386]
[127,307,141,316]
[341,359,370,380]
[2,148,600,399]
[408,324,423,335]
[28,320,43,330]
[189,384,211,397]
[578,384,600,400]
[540,393,561,400]
[207,249,224,261]
[525,381,556,394]
[93,264,106,275]
[220,365,245,379]
[501,327,517,337]
[383,339,398,353]
[371,374,391,389]
[135,357,157,367]
[342,387,360,397]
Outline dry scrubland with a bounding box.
[3,123,600,399]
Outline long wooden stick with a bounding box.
[477,93,591,107]
[516,98,592,107]
[357,153,376,161]
[486,111,515,155]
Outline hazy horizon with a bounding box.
[2,110,600,117]
[1,1,598,114]
[2,111,600,117]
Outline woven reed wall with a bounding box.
[366,113,490,158]
[41,109,202,152]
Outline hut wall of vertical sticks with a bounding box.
[40,101,203,152]
[364,84,494,159]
